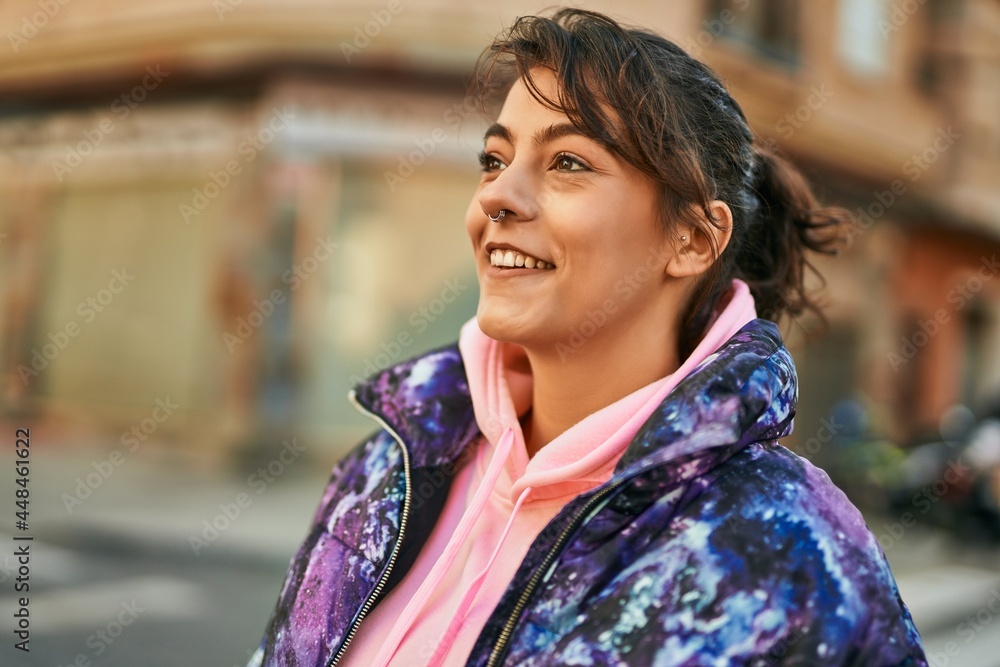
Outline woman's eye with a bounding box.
[553,153,588,172]
[477,151,506,172]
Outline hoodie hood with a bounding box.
[349,306,796,484]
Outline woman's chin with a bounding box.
[476,304,533,343]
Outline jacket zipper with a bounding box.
[328,390,413,667]
[485,477,625,667]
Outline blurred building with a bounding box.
[694,0,1000,447]
[0,0,998,464]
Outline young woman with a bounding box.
[249,9,927,666]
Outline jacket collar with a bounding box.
[349,342,482,468]
[613,317,796,479]
[349,318,796,475]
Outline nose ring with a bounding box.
[488,209,506,223]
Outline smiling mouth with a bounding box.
[488,249,555,270]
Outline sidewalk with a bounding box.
[6,444,335,569]
[882,520,1000,637]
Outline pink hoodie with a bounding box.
[341,278,757,667]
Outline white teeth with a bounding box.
[489,248,553,270]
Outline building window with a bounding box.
[706,0,801,67]
[915,0,962,97]
[961,299,990,408]
[895,313,926,441]
[837,0,889,77]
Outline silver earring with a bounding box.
[488,209,506,223]
[680,235,687,241]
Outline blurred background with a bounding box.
[0,0,999,665]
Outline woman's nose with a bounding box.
[478,163,539,222]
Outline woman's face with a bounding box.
[466,67,675,351]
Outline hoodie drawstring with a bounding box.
[372,427,516,667]
[424,484,533,667]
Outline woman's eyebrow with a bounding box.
[483,122,590,148]
[483,122,512,144]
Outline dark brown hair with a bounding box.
[469,8,850,358]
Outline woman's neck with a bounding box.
[520,318,681,459]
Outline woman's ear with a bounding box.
[665,201,733,278]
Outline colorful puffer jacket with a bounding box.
[249,318,927,666]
